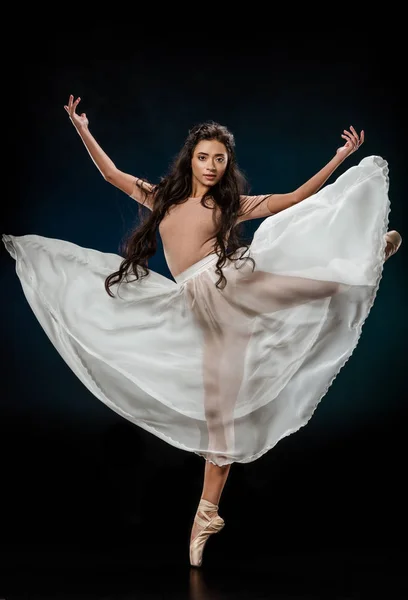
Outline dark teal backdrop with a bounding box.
[1,28,406,590]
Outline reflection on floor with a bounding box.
[1,548,406,598]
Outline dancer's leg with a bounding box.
[190,321,254,545]
[189,314,251,546]
[190,461,231,544]
[189,324,235,545]
[201,460,231,505]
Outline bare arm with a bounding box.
[236,158,344,223]
[265,154,345,214]
[266,126,365,213]
[64,95,154,208]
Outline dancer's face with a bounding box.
[191,139,228,191]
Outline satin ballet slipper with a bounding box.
[384,230,402,261]
[189,498,225,567]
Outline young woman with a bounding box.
[3,95,401,568]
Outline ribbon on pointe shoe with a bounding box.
[193,498,224,534]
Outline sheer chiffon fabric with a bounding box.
[2,156,390,465]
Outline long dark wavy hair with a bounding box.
[105,121,259,297]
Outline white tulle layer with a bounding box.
[2,156,390,466]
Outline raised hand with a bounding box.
[64,95,89,129]
[336,125,364,158]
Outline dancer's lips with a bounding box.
[204,174,216,180]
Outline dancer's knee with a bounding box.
[205,407,223,425]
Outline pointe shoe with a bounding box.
[189,498,225,568]
[384,230,402,261]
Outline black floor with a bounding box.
[2,545,407,598]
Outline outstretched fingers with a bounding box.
[350,125,364,147]
[341,125,364,151]
[64,94,81,117]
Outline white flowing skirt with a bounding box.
[2,156,390,466]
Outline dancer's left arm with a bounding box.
[282,126,364,212]
[237,126,364,224]
[266,125,364,214]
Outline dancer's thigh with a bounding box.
[229,268,341,316]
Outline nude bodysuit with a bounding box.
[130,187,274,278]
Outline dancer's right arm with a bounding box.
[64,95,154,209]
